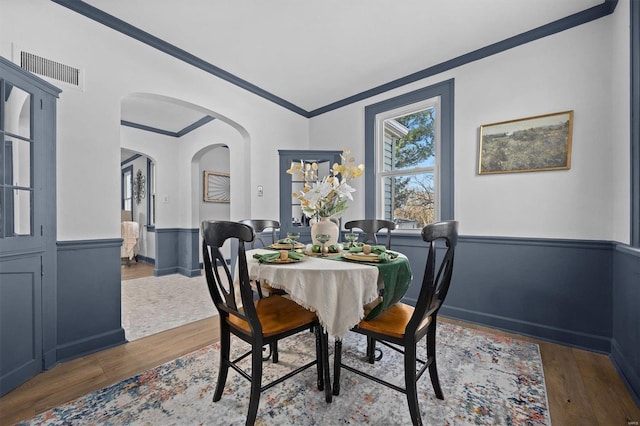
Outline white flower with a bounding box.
[334,179,355,201]
[307,178,333,206]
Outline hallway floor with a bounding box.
[121,262,215,341]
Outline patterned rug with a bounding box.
[17,322,550,425]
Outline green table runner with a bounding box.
[329,254,413,320]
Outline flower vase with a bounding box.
[311,217,340,247]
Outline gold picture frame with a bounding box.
[203,171,230,203]
[479,110,573,175]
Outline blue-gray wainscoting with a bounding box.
[611,245,640,403]
[390,233,638,403]
[154,228,200,277]
[56,239,126,362]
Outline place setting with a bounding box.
[268,231,305,250]
[339,232,401,263]
[253,249,306,264]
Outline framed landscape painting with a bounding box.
[479,110,573,175]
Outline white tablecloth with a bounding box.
[247,249,380,339]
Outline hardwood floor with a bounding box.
[0,318,220,426]
[121,259,154,281]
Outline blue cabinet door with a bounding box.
[0,256,42,395]
[0,57,60,396]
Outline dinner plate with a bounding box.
[269,243,305,250]
[263,257,305,264]
[343,253,382,262]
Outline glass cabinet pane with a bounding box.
[0,81,34,239]
[7,137,31,188]
[3,83,31,139]
[12,189,32,236]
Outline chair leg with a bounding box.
[366,337,375,363]
[246,344,263,425]
[404,343,423,426]
[332,339,342,396]
[366,337,383,363]
[213,327,230,402]
[320,330,332,403]
[272,341,279,363]
[427,323,443,399]
[314,326,324,391]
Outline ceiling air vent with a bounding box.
[19,50,83,90]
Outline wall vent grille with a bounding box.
[20,51,80,86]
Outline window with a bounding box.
[147,159,156,227]
[364,79,454,227]
[121,165,132,212]
[377,101,439,229]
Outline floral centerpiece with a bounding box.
[287,149,364,220]
[287,149,364,246]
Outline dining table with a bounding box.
[246,247,413,401]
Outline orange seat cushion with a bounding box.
[357,303,431,339]
[228,295,317,338]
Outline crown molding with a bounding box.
[120,115,214,138]
[51,1,616,118]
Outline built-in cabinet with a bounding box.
[0,57,59,396]
[278,149,342,243]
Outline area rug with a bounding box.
[17,322,550,425]
[122,274,216,341]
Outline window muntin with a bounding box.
[376,99,440,230]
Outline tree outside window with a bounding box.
[380,105,438,229]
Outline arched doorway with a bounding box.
[118,93,250,340]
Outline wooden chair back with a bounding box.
[239,219,280,248]
[408,220,458,335]
[201,220,261,335]
[344,219,396,249]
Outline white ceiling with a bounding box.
[96,0,601,134]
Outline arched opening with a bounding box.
[118,93,249,340]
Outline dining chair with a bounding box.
[238,219,288,362]
[344,219,397,362]
[239,219,287,300]
[332,220,458,426]
[344,219,396,249]
[201,220,328,425]
[239,219,280,249]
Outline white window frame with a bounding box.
[374,96,442,227]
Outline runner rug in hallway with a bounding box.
[122,274,216,341]
[17,322,550,425]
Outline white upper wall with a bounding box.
[1,0,309,241]
[1,1,632,243]
[310,8,630,242]
[610,0,632,244]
